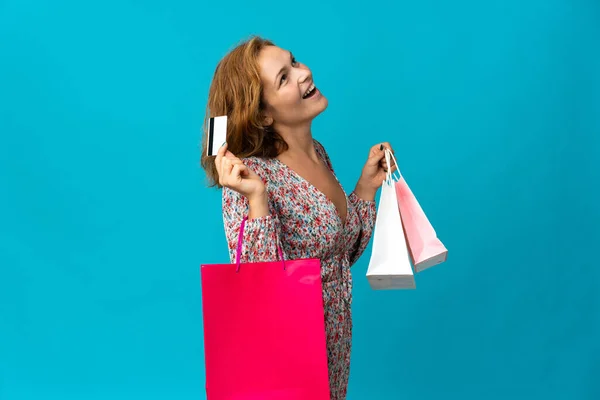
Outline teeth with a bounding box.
[303,83,315,98]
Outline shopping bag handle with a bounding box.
[235,215,286,272]
[385,149,401,184]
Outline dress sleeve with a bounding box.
[347,191,377,266]
[313,139,377,266]
[221,158,284,264]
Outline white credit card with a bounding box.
[206,115,228,156]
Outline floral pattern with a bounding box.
[221,139,377,399]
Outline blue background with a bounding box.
[1,0,599,399]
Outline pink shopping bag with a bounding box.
[386,151,447,272]
[200,216,331,400]
[394,175,448,272]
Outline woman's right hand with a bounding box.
[214,142,266,200]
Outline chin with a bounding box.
[309,105,328,121]
[315,95,329,115]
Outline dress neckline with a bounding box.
[273,154,349,229]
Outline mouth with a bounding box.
[302,83,318,99]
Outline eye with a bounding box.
[279,57,299,86]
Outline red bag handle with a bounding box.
[235,215,286,272]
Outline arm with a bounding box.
[348,141,397,265]
[222,160,284,264]
[313,139,377,265]
[347,191,377,266]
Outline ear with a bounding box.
[262,115,273,127]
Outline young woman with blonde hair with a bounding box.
[200,36,396,399]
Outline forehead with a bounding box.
[258,46,290,82]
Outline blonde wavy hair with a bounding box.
[200,36,289,188]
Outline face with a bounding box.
[257,45,328,131]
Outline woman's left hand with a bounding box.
[354,142,397,201]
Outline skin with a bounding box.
[214,45,396,219]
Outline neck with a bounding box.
[275,123,318,162]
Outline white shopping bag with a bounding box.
[366,149,416,290]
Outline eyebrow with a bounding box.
[274,51,293,87]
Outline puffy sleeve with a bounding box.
[313,139,377,266]
[221,158,285,265]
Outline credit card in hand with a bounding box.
[206,115,227,156]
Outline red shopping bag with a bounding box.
[200,216,331,400]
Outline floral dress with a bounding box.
[221,139,377,399]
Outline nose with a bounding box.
[297,69,311,84]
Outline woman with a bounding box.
[200,36,396,399]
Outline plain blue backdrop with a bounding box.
[1,0,599,399]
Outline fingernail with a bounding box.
[379,144,383,151]
[222,141,227,147]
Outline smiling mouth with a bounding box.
[302,83,317,99]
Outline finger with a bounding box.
[238,164,249,177]
[384,162,398,174]
[225,157,243,167]
[220,157,234,183]
[380,142,393,153]
[368,146,387,165]
[216,141,228,158]
[229,164,240,179]
[380,158,395,168]
[379,143,396,166]
[218,157,227,183]
[226,158,247,178]
[214,142,228,170]
[379,144,397,168]
[217,156,226,185]
[230,164,242,183]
